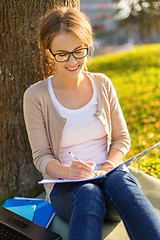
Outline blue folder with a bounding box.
[2,197,55,227]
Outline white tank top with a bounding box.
[48,73,108,170]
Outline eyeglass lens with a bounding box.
[55,48,88,62]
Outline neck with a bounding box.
[53,72,85,89]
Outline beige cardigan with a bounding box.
[23,72,131,202]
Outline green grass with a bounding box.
[88,44,160,179]
[0,190,15,206]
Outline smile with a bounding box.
[65,65,80,72]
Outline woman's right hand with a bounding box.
[69,160,95,180]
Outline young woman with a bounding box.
[23,7,160,240]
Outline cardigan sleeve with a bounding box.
[23,86,57,175]
[104,75,131,156]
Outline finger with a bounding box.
[71,164,94,179]
[86,162,96,169]
[74,166,93,178]
[94,170,106,176]
[99,171,106,176]
[72,160,94,172]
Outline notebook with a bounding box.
[0,206,61,240]
[38,142,160,184]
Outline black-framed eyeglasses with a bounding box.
[49,47,88,62]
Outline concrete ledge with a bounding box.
[37,167,160,240]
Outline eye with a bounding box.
[58,53,68,57]
[75,49,83,54]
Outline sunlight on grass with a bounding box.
[88,44,160,179]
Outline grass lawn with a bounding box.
[88,44,160,179]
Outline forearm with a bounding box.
[100,148,124,171]
[46,159,95,180]
[46,160,70,179]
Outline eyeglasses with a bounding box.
[49,47,88,62]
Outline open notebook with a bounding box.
[38,142,160,184]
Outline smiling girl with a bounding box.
[23,7,160,240]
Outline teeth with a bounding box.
[67,66,79,71]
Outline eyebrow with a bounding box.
[55,45,83,53]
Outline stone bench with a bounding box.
[37,167,160,240]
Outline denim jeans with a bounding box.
[50,169,160,240]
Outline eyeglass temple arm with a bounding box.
[49,49,55,57]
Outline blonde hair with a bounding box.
[37,7,94,78]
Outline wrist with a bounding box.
[46,161,71,179]
[62,165,71,179]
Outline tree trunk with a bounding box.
[0,0,79,200]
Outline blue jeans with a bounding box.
[50,170,160,240]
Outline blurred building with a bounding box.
[80,0,159,46]
[80,1,117,32]
[80,0,124,46]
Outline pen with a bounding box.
[68,151,99,177]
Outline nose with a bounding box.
[67,54,78,65]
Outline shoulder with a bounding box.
[88,72,112,86]
[88,72,115,93]
[23,78,49,100]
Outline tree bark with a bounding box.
[0,0,79,199]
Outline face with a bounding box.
[50,31,87,80]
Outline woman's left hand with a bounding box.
[95,165,114,176]
[94,170,107,176]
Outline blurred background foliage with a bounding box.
[116,0,160,43]
[88,44,160,179]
